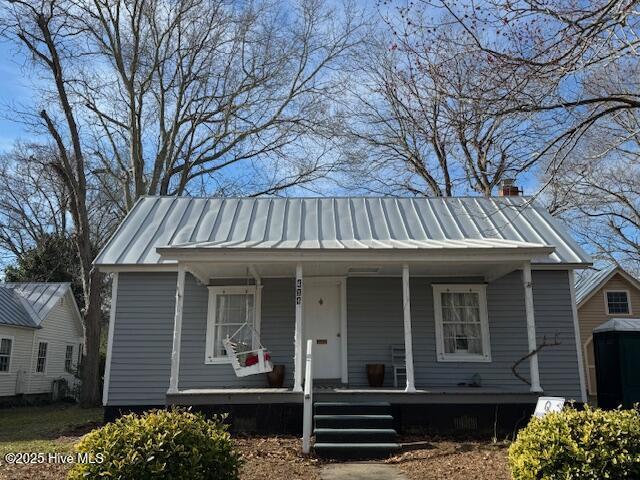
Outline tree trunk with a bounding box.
[80,267,104,406]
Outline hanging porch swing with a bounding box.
[220,271,273,377]
[223,323,273,377]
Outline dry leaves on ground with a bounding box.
[387,439,511,480]
[235,437,321,480]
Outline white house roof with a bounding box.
[575,265,640,306]
[94,196,591,266]
[594,318,640,333]
[0,283,71,328]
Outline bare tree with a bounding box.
[0,144,69,258]
[392,1,640,173]
[0,0,364,404]
[1,0,118,405]
[339,24,538,196]
[544,111,640,272]
[70,0,364,209]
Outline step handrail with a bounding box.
[302,339,313,454]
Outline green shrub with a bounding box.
[509,405,640,479]
[68,408,241,480]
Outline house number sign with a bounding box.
[296,279,303,305]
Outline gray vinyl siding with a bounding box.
[533,271,582,398]
[347,271,581,399]
[179,277,295,390]
[106,269,582,405]
[107,273,175,405]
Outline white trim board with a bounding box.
[569,271,588,403]
[102,272,118,406]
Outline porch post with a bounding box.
[523,262,542,393]
[169,263,186,394]
[293,263,304,392]
[402,264,416,392]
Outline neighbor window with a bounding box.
[0,337,12,373]
[65,345,74,373]
[77,343,83,366]
[36,342,48,373]
[433,284,491,362]
[606,291,631,315]
[205,286,260,363]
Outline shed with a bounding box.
[593,318,640,408]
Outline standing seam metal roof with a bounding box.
[0,283,71,328]
[0,287,39,328]
[94,196,591,266]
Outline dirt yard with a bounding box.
[0,405,512,480]
[1,435,511,480]
[388,438,511,480]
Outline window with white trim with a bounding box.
[77,343,83,366]
[606,291,630,315]
[0,337,12,373]
[205,286,259,364]
[65,345,74,373]
[433,284,491,362]
[36,342,48,373]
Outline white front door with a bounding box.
[303,278,342,379]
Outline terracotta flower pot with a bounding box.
[366,364,385,387]
[266,365,285,388]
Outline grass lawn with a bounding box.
[0,403,103,457]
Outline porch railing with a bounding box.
[302,339,313,454]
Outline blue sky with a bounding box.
[0,39,37,152]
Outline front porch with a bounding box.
[158,251,571,402]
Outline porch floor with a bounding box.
[167,385,538,405]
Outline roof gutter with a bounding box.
[153,245,556,264]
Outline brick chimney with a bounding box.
[499,178,521,196]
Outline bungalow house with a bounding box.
[96,195,590,441]
[0,283,84,402]
[575,265,640,396]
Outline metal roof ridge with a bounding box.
[135,194,537,200]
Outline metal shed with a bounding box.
[594,318,640,408]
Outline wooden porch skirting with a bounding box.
[104,399,540,437]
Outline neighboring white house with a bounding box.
[0,283,84,399]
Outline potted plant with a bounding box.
[266,365,285,388]
[366,364,385,387]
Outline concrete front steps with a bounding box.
[313,402,400,459]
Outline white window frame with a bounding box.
[433,284,492,363]
[604,289,632,315]
[0,336,14,374]
[64,344,74,373]
[35,341,48,374]
[77,343,83,366]
[204,285,261,365]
